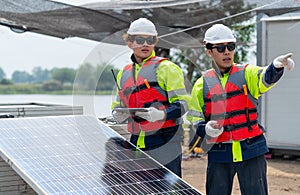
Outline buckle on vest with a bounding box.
[211,94,218,102]
[224,125,235,132]
[225,112,231,119]
[211,94,226,102]
[123,86,136,96]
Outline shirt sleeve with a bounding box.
[157,60,190,120]
[186,77,205,123]
[245,64,284,99]
[186,76,206,137]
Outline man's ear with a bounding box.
[206,49,212,57]
[127,41,132,49]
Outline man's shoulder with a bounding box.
[243,64,264,74]
[158,59,182,70]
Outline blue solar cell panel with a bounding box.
[0,115,202,194]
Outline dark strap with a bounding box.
[223,120,258,132]
[210,108,257,121]
[123,81,159,96]
[138,81,159,91]
[143,100,169,108]
[123,86,137,96]
[204,89,244,103]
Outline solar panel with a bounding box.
[0,115,202,194]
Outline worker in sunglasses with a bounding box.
[187,24,295,195]
[111,18,190,177]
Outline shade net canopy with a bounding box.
[0,0,272,49]
[1,0,299,49]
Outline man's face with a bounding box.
[206,42,235,72]
[127,35,156,63]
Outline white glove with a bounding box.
[112,110,130,123]
[135,107,165,122]
[205,120,223,138]
[273,53,295,71]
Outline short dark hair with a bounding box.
[205,43,213,50]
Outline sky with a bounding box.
[0,0,131,79]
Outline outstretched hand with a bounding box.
[273,53,295,71]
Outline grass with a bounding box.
[0,84,112,95]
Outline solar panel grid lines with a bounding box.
[0,115,202,194]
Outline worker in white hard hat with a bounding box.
[111,18,190,177]
[187,23,295,195]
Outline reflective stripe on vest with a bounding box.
[119,56,177,133]
[203,64,263,143]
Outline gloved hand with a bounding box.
[112,109,130,123]
[273,53,295,71]
[135,107,165,122]
[205,120,223,138]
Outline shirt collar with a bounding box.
[131,50,156,66]
[213,63,232,77]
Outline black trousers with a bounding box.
[206,155,268,195]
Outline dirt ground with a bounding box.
[181,152,300,195]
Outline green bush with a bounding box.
[0,84,39,94]
[0,78,13,85]
[42,81,63,91]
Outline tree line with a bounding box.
[0,63,119,92]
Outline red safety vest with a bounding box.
[203,64,264,143]
[119,56,177,133]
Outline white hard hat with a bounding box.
[127,18,158,36]
[204,24,236,44]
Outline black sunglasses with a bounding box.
[134,36,155,45]
[211,43,236,53]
